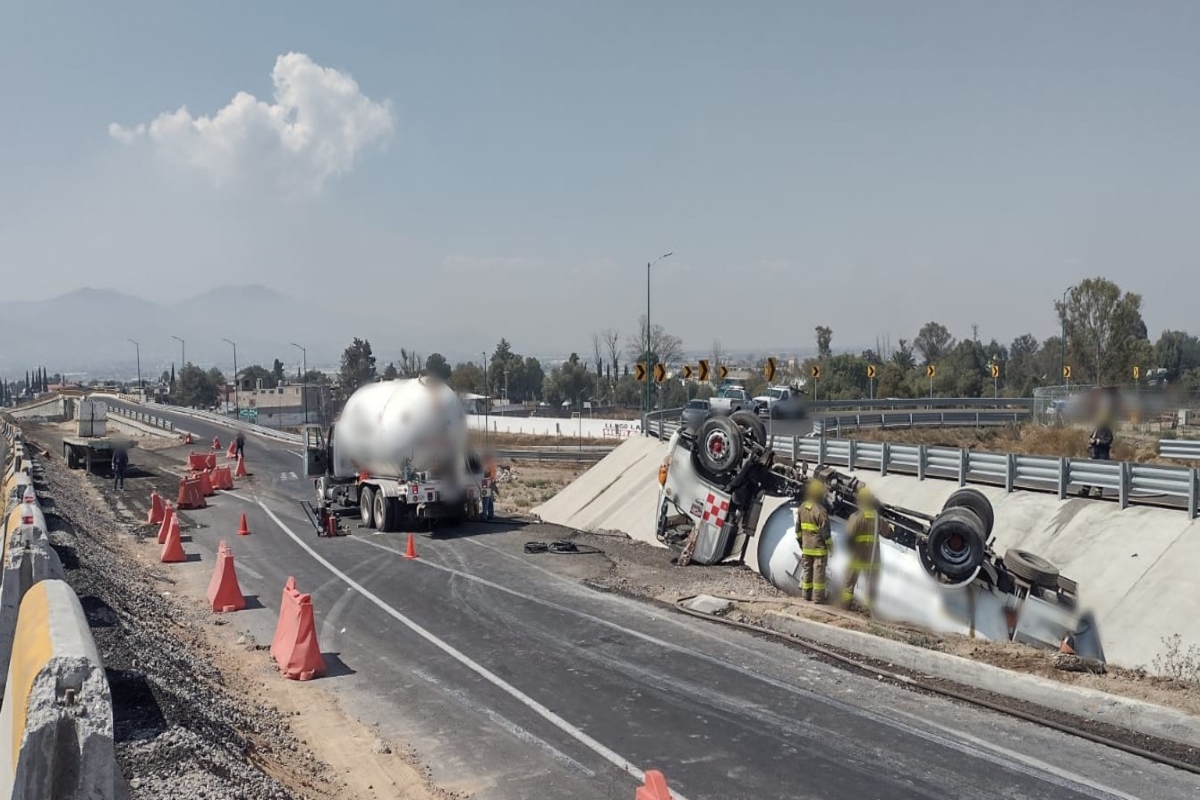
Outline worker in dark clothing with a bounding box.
[235,432,246,459]
[1079,416,1114,498]
[796,480,831,603]
[841,486,894,610]
[111,446,129,491]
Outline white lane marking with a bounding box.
[224,491,253,503]
[287,450,304,458]
[280,471,298,482]
[256,501,687,799]
[232,559,265,581]
[350,535,1136,798]
[411,669,595,778]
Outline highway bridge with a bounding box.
[72,397,1199,800]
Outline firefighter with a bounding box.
[796,480,831,603]
[841,486,894,610]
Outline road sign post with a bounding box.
[764,357,777,384]
[990,363,1000,398]
[810,364,821,402]
[866,364,876,400]
[698,360,710,383]
[926,364,936,398]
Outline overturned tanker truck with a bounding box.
[656,411,1104,661]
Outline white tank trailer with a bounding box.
[303,378,484,531]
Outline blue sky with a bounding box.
[2,1,1199,360]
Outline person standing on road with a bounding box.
[1079,415,1114,498]
[841,486,894,610]
[481,457,497,520]
[235,431,246,460]
[111,446,129,491]
[796,480,831,603]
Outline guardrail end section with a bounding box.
[0,579,115,799]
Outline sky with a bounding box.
[3,1,1199,362]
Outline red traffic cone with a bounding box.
[226,440,238,459]
[156,503,175,545]
[404,533,418,559]
[146,491,164,525]
[237,513,252,536]
[235,455,248,478]
[160,516,186,563]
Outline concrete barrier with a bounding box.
[0,506,66,698]
[0,579,115,799]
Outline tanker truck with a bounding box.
[302,377,484,531]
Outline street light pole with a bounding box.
[222,338,238,418]
[644,252,673,435]
[127,339,141,401]
[482,350,489,452]
[291,342,308,426]
[172,335,185,369]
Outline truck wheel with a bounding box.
[375,491,397,533]
[730,410,767,449]
[360,486,376,529]
[924,507,986,582]
[694,417,743,479]
[1003,549,1060,588]
[942,488,994,538]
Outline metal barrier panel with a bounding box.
[1160,440,1200,461]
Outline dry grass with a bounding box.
[493,461,591,511]
[469,431,614,448]
[846,424,1171,463]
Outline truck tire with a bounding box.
[360,486,376,529]
[694,417,743,480]
[730,410,767,449]
[1003,549,1060,588]
[924,507,986,583]
[375,491,398,533]
[942,488,994,538]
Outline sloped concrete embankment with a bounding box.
[534,436,1200,670]
[1,419,118,799]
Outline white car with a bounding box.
[753,386,806,419]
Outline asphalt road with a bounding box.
[104,401,1200,800]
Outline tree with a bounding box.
[710,339,728,375]
[591,333,605,379]
[173,364,222,408]
[1153,330,1200,383]
[425,353,452,381]
[602,328,621,378]
[271,359,285,383]
[239,365,276,391]
[890,339,916,370]
[914,322,955,365]
[1056,278,1148,385]
[625,315,683,368]
[542,357,596,408]
[339,337,377,391]
[399,348,422,378]
[302,370,330,384]
[170,363,175,387]
[381,362,399,380]
[448,361,484,394]
[815,326,833,359]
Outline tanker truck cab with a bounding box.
[304,378,484,532]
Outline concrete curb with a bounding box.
[0,523,67,697]
[759,610,1200,751]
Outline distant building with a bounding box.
[236,381,330,427]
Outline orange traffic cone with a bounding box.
[404,533,418,559]
[206,541,246,612]
[237,513,252,536]
[146,491,164,525]
[636,771,674,800]
[235,455,248,478]
[226,440,237,459]
[160,516,186,563]
[156,504,175,545]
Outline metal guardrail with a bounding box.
[807,397,1033,411]
[1160,439,1200,461]
[142,403,304,445]
[109,406,176,432]
[812,410,1027,436]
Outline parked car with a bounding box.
[753,386,806,419]
[709,387,754,415]
[681,398,710,430]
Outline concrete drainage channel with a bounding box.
[0,419,119,799]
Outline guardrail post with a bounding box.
[917,445,927,481]
[1119,462,1130,510]
[880,442,890,476]
[1057,457,1068,500]
[1190,468,1199,521]
[958,448,967,487]
[908,413,914,429]
[848,439,857,471]
[939,412,945,427]
[791,435,799,464]
[975,411,981,427]
[1005,453,1015,493]
[659,415,664,440]
[818,436,827,467]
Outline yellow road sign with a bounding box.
[1062,365,1072,380]
[866,364,876,380]
[698,359,710,382]
[764,357,777,383]
[926,364,936,378]
[682,364,693,380]
[634,363,647,382]
[719,364,730,380]
[990,364,1000,379]
[1133,365,1140,380]
[810,364,821,379]
[654,363,666,383]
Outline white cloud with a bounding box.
[109,52,394,193]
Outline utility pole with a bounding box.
[291,342,308,426]
[644,252,673,435]
[223,338,238,418]
[127,339,141,401]
[482,350,490,452]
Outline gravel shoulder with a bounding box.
[26,425,448,800]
